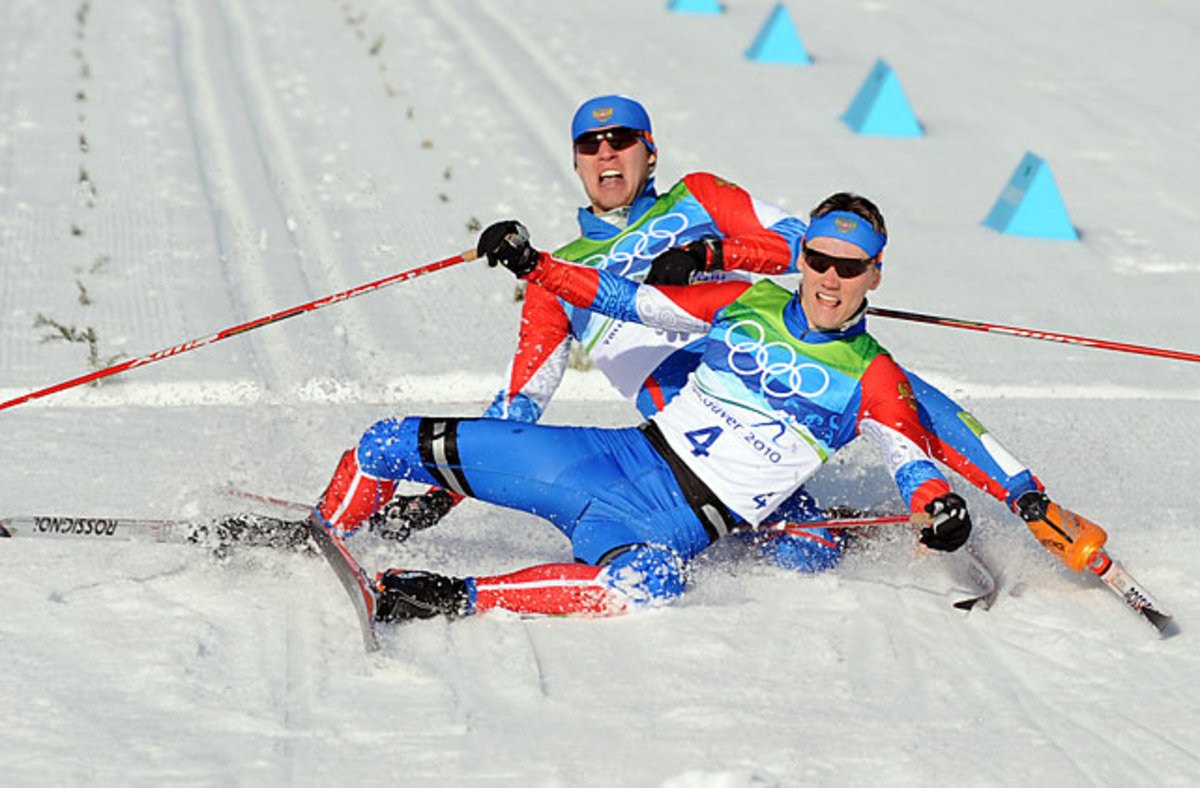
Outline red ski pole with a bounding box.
[867,306,1200,364]
[783,513,932,532]
[1,249,478,413]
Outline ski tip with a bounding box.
[953,592,996,612]
[304,519,383,653]
[1145,608,1179,639]
[0,521,11,538]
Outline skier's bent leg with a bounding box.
[313,417,429,536]
[375,544,688,623]
[313,448,398,537]
[760,485,821,526]
[470,564,622,616]
[756,526,844,573]
[746,487,843,572]
[315,415,623,537]
[473,544,687,616]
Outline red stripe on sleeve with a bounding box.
[473,563,625,616]
[683,172,793,274]
[526,253,601,308]
[506,280,571,397]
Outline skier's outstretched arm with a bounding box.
[477,220,749,331]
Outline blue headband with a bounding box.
[571,95,656,154]
[803,211,887,259]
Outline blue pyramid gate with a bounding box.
[745,4,811,65]
[841,59,922,137]
[983,152,1078,240]
[668,0,724,14]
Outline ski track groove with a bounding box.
[836,563,1150,781]
[218,0,366,384]
[170,0,281,389]
[963,608,1170,781]
[170,0,366,391]
[520,622,552,699]
[1111,707,1200,769]
[944,619,1099,780]
[421,0,579,192]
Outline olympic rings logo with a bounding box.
[724,319,831,399]
[581,212,692,277]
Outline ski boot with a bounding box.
[367,489,457,542]
[1016,491,1108,572]
[374,569,471,622]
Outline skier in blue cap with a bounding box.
[570,94,656,152]
[567,94,659,219]
[315,192,975,621]
[369,93,1067,582]
[372,93,843,571]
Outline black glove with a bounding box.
[477,220,539,278]
[367,489,456,542]
[644,237,723,285]
[919,492,972,552]
[1015,490,1050,522]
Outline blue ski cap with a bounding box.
[571,95,656,154]
[803,211,887,260]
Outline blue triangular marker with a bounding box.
[982,152,1078,240]
[667,0,724,13]
[745,4,811,65]
[841,59,922,138]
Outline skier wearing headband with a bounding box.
[377,94,1074,580]
[314,192,975,622]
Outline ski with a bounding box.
[0,511,414,552]
[953,543,999,611]
[1086,548,1177,637]
[304,519,381,652]
[786,513,998,611]
[0,513,313,556]
[25,509,1163,638]
[1,514,202,545]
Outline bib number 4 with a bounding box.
[684,425,723,457]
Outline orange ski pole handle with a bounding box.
[1022,502,1108,573]
[0,249,478,413]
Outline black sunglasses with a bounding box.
[573,127,643,155]
[801,245,876,278]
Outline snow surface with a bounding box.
[3,0,1200,785]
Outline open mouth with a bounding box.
[598,169,623,184]
[815,292,841,307]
